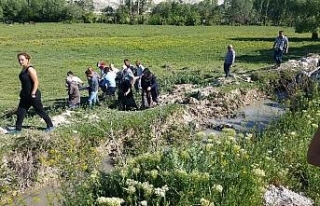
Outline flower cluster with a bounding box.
[97,197,125,206]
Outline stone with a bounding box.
[264,185,314,206]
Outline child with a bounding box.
[66,77,80,109]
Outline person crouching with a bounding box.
[141,68,159,109]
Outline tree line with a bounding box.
[1,0,319,38]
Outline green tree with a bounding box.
[63,3,83,22]
[0,0,27,21]
[252,0,271,25]
[195,0,220,25]
[294,0,320,39]
[0,5,3,21]
[224,0,253,25]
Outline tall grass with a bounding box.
[58,92,320,206]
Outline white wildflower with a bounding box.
[212,184,223,193]
[252,168,266,177]
[132,167,141,174]
[290,131,296,136]
[140,200,148,206]
[311,123,318,128]
[90,169,99,180]
[245,133,252,140]
[126,179,139,187]
[150,169,158,179]
[141,181,154,196]
[227,135,236,142]
[200,198,215,206]
[154,188,166,197]
[162,184,169,192]
[206,143,214,151]
[97,197,125,206]
[239,149,247,155]
[126,186,136,194]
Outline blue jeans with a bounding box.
[88,91,98,106]
[274,49,284,65]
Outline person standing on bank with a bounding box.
[224,45,236,78]
[273,30,289,67]
[9,52,54,134]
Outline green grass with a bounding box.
[57,93,320,206]
[0,23,319,112]
[1,23,320,205]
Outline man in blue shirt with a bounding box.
[273,30,289,67]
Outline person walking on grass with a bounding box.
[224,45,236,78]
[273,30,289,67]
[8,52,54,134]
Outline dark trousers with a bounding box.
[274,49,284,65]
[118,92,138,111]
[224,63,232,77]
[16,92,53,131]
[142,91,153,109]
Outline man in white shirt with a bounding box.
[273,31,289,67]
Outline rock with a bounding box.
[0,127,8,134]
[189,97,199,104]
[51,111,73,126]
[264,185,314,206]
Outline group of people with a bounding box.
[7,35,320,172]
[7,31,289,135]
[65,58,160,111]
[223,30,289,77]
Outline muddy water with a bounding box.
[205,99,286,135]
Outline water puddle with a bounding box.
[205,99,286,134]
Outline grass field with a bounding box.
[1,24,320,205]
[0,23,319,113]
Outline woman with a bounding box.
[118,76,138,111]
[9,52,54,134]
